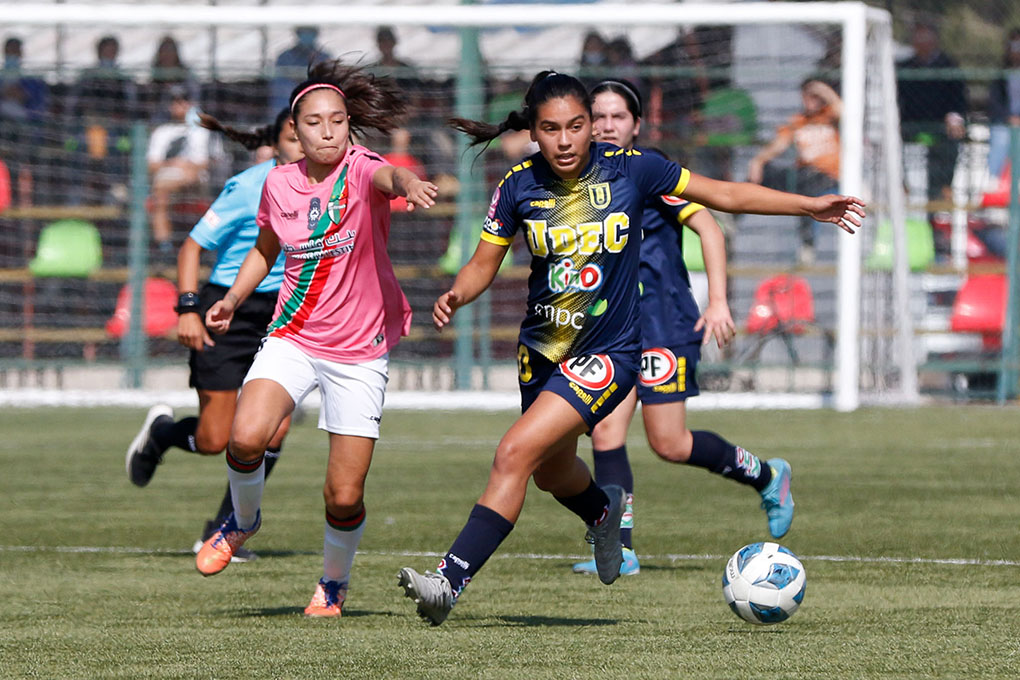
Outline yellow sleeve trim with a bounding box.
[678,202,705,222]
[480,231,513,247]
[669,167,691,197]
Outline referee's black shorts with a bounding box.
[188,283,278,391]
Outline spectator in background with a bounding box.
[147,84,211,254]
[987,28,1020,179]
[1,37,46,206]
[748,79,842,265]
[148,35,200,120]
[1,37,48,123]
[897,19,967,205]
[578,31,608,85]
[605,37,642,93]
[71,36,138,204]
[72,35,138,123]
[269,26,331,115]
[374,27,416,82]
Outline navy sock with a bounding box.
[213,446,280,524]
[152,417,198,453]
[688,431,772,492]
[438,504,514,596]
[554,479,611,527]
[592,446,634,549]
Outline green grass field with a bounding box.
[2,405,1019,679]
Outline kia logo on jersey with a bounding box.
[561,354,615,391]
[639,347,678,386]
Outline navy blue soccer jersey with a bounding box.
[639,193,707,347]
[480,141,689,363]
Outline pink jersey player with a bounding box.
[197,60,438,619]
[257,145,412,363]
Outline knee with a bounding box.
[228,424,268,462]
[322,481,364,518]
[492,437,535,480]
[193,432,228,456]
[647,429,693,464]
[194,422,231,456]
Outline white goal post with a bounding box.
[4,2,911,412]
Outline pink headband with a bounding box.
[290,83,345,114]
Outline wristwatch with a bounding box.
[175,292,201,314]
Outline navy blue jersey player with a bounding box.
[571,80,803,580]
[397,71,865,626]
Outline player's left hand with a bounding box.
[694,301,737,348]
[404,179,439,212]
[809,195,866,233]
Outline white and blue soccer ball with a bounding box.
[722,542,806,624]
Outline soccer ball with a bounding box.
[722,542,806,624]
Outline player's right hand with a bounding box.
[205,300,235,335]
[433,290,462,331]
[177,312,215,350]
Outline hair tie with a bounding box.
[291,83,346,114]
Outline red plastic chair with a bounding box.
[981,161,1011,209]
[950,275,1006,351]
[105,277,179,338]
[746,274,816,335]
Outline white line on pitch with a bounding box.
[1,545,1017,568]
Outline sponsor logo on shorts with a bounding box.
[560,354,614,391]
[364,414,382,423]
[640,347,678,387]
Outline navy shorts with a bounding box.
[517,343,640,430]
[189,283,278,391]
[636,342,701,405]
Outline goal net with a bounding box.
[0,1,909,411]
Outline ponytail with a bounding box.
[199,108,291,151]
[448,70,590,148]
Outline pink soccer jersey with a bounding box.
[256,145,412,363]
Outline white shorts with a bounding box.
[244,336,388,438]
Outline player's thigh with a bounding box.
[194,389,238,453]
[232,379,295,454]
[496,390,588,478]
[233,338,317,452]
[590,386,638,451]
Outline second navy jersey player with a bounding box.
[639,193,707,348]
[480,141,689,363]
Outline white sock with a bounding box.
[226,453,265,530]
[323,511,366,584]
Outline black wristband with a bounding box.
[175,292,201,314]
